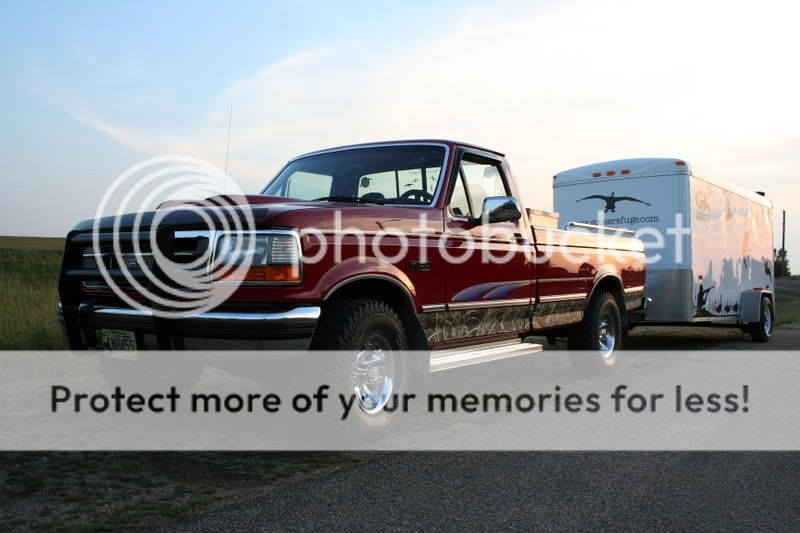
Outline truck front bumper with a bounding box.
[62,303,321,350]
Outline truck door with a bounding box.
[530,227,588,300]
[439,150,532,342]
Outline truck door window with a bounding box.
[285,171,333,200]
[461,159,508,211]
[449,171,472,218]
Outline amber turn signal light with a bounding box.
[218,265,300,283]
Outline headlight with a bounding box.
[214,231,301,283]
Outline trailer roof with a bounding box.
[553,157,772,208]
[554,158,690,183]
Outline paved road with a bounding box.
[176,451,800,531]
[169,294,800,531]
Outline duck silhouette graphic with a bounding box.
[576,192,651,213]
[695,284,715,317]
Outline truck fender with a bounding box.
[319,257,418,311]
[318,260,429,378]
[586,268,626,319]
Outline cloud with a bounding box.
[30,0,800,217]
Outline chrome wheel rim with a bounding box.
[763,304,773,334]
[352,336,395,414]
[598,313,616,359]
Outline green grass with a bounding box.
[776,285,800,325]
[0,248,67,349]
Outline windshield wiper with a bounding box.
[311,195,384,205]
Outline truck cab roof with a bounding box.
[290,139,505,162]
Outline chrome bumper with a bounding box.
[68,303,321,350]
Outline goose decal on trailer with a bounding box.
[576,192,651,213]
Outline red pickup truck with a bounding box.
[59,140,645,412]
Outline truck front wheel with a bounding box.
[312,299,410,427]
[568,290,622,371]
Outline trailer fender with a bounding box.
[739,290,772,323]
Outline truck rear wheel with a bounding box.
[749,296,774,343]
[312,299,410,428]
[568,290,622,371]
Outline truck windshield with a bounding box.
[261,145,446,206]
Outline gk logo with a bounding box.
[694,190,711,213]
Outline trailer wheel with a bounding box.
[749,296,774,343]
[568,290,622,372]
[312,299,410,428]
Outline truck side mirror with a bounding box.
[469,196,522,225]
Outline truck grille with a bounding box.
[65,230,213,296]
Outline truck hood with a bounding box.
[71,195,394,233]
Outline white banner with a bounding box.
[1,350,797,450]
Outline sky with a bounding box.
[1,0,798,257]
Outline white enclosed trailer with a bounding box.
[553,158,775,341]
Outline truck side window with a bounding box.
[461,159,508,211]
[449,172,472,217]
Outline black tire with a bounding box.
[568,290,622,373]
[312,299,410,428]
[749,296,774,343]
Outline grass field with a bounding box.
[776,280,800,325]
[0,247,66,349]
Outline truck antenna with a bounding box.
[223,104,233,194]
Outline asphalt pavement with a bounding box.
[173,451,800,531]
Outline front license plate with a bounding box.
[101,329,138,360]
